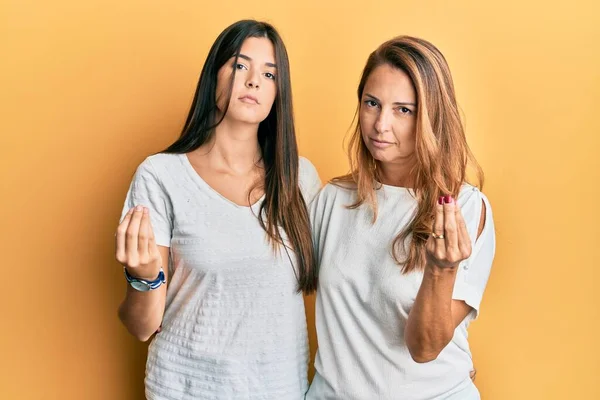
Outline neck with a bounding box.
[377,158,416,188]
[199,118,262,174]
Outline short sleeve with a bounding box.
[309,185,324,263]
[299,156,322,206]
[120,158,173,247]
[309,184,339,265]
[452,185,496,318]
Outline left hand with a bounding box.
[425,195,472,269]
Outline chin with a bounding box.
[227,109,269,125]
[366,146,391,162]
[369,149,416,167]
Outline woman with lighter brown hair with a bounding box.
[306,36,495,400]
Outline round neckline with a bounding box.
[179,153,265,210]
[376,181,416,196]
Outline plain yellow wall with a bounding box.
[1,0,599,399]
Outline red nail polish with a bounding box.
[444,195,452,204]
[438,196,444,205]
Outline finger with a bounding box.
[443,195,459,258]
[470,368,477,381]
[145,215,163,268]
[433,196,445,236]
[148,228,163,266]
[456,207,472,259]
[429,196,446,257]
[116,208,134,263]
[126,205,144,264]
[138,207,150,261]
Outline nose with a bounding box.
[374,108,392,134]
[245,69,260,89]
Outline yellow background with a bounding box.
[1,1,598,399]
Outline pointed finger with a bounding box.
[443,195,459,259]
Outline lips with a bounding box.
[370,137,394,146]
[239,95,259,104]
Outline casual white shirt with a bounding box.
[306,182,495,400]
[120,153,321,400]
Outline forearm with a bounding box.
[405,264,457,362]
[118,285,166,342]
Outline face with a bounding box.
[215,37,278,125]
[360,63,418,166]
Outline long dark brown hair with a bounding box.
[164,20,316,293]
[334,36,483,274]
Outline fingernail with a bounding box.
[444,195,452,204]
[136,205,143,211]
[438,196,444,205]
[143,207,149,214]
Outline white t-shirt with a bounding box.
[120,153,321,400]
[306,182,495,400]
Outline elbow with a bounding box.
[118,305,156,343]
[133,332,153,342]
[125,323,156,343]
[405,333,452,364]
[407,346,441,363]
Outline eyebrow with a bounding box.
[237,54,277,68]
[364,93,416,107]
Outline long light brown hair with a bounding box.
[333,36,484,274]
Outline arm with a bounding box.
[405,195,487,363]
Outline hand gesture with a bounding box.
[115,206,162,280]
[425,195,472,269]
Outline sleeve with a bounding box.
[120,157,173,247]
[451,185,496,318]
[309,184,339,266]
[309,185,325,264]
[298,156,322,206]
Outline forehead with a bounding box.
[364,64,416,101]
[238,37,276,63]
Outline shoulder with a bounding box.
[133,153,185,180]
[142,153,182,172]
[298,156,322,204]
[457,184,491,210]
[298,156,319,180]
[313,181,356,208]
[128,153,186,191]
[457,183,494,239]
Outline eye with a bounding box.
[398,107,412,115]
[364,100,379,108]
[264,72,276,80]
[235,63,248,70]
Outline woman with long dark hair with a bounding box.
[115,20,320,399]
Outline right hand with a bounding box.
[116,205,162,280]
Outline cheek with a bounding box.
[265,84,277,104]
[261,85,277,113]
[359,111,374,134]
[394,120,416,142]
[215,72,234,108]
[392,126,417,156]
[222,76,248,109]
[216,66,232,89]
